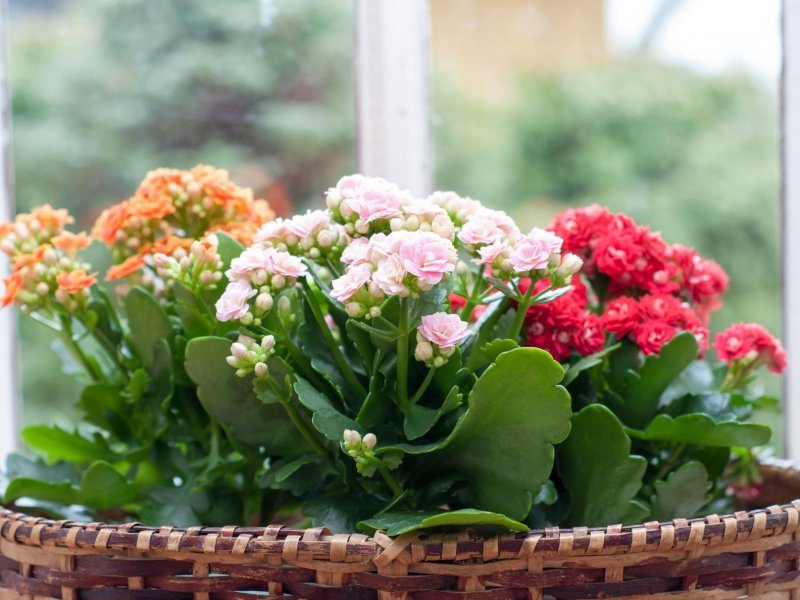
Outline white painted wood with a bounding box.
[355,0,433,196]
[0,0,19,460]
[783,0,800,458]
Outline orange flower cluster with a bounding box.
[93,165,275,269]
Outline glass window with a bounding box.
[432,0,782,396]
[8,0,355,423]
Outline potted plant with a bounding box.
[0,168,793,598]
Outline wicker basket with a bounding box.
[1,460,800,600]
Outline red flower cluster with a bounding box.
[550,205,728,316]
[714,323,787,374]
[602,294,709,355]
[522,279,605,361]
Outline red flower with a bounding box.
[448,293,467,311]
[714,323,787,374]
[635,320,676,355]
[572,314,605,355]
[601,297,640,337]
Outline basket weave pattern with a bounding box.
[2,465,800,599]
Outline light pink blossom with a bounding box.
[474,240,510,266]
[398,232,457,285]
[331,265,372,302]
[265,249,308,278]
[509,229,561,273]
[418,312,469,348]
[286,210,330,238]
[352,183,409,222]
[458,216,506,246]
[216,279,257,322]
[256,219,293,246]
[372,254,408,296]
[227,247,271,281]
[341,237,371,266]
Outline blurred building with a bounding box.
[430,0,607,103]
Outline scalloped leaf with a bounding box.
[650,461,711,521]
[626,413,771,447]
[359,508,528,536]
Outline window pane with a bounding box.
[8,0,355,423]
[433,0,781,391]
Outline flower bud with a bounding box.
[414,341,434,362]
[362,433,377,450]
[226,355,238,367]
[255,293,273,312]
[35,282,49,296]
[277,296,292,318]
[271,274,286,289]
[231,343,248,359]
[345,302,365,318]
[557,253,583,278]
[252,269,268,286]
[343,429,361,447]
[261,335,276,351]
[254,362,268,378]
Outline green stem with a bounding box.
[60,317,105,382]
[460,265,486,320]
[378,464,403,498]
[655,443,687,481]
[396,296,411,409]
[302,282,366,398]
[509,280,535,341]
[408,367,437,407]
[278,395,337,473]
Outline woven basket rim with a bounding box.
[1,458,798,565]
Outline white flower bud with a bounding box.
[256,293,273,312]
[240,312,254,325]
[199,270,214,285]
[309,247,321,259]
[235,368,249,378]
[362,433,377,450]
[433,356,446,368]
[316,230,334,248]
[343,429,361,447]
[226,355,239,367]
[369,306,381,318]
[557,253,584,278]
[231,343,248,359]
[271,274,286,289]
[455,261,469,276]
[179,256,192,270]
[252,269,268,286]
[43,248,58,265]
[345,302,365,318]
[277,296,292,318]
[261,335,276,351]
[55,289,69,304]
[254,362,268,378]
[35,282,49,296]
[414,341,434,362]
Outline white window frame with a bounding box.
[782,0,800,459]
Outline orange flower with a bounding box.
[31,204,73,230]
[52,231,92,254]
[93,202,130,245]
[150,235,193,256]
[12,245,49,273]
[128,194,176,221]
[252,199,276,225]
[56,269,96,294]
[106,255,146,281]
[1,272,22,307]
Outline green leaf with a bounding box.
[650,461,711,521]
[484,276,517,299]
[22,425,115,464]
[78,384,130,441]
[294,377,360,441]
[558,404,649,526]
[465,339,519,371]
[627,413,771,447]
[185,336,305,455]
[215,232,245,271]
[4,478,76,505]
[532,285,573,304]
[618,332,699,428]
[76,461,137,509]
[304,491,384,534]
[252,356,294,404]
[434,348,572,520]
[562,343,620,386]
[403,386,462,440]
[259,455,325,495]
[125,286,173,368]
[359,508,528,536]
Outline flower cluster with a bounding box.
[0,208,95,313]
[94,164,275,277]
[152,236,224,291]
[216,247,307,324]
[601,294,709,355]
[256,210,347,260]
[226,334,277,379]
[714,323,787,376]
[523,279,605,361]
[550,205,728,315]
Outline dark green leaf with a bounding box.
[403,386,462,440]
[562,343,620,386]
[185,336,305,455]
[650,461,711,521]
[465,339,519,371]
[252,356,294,404]
[558,404,649,526]
[627,413,771,447]
[304,491,383,534]
[22,425,116,464]
[215,232,245,271]
[294,377,360,441]
[125,286,174,368]
[76,461,137,509]
[434,348,572,520]
[5,478,75,505]
[359,508,528,536]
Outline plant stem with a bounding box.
[396,296,410,409]
[655,443,687,481]
[302,282,366,398]
[278,395,338,473]
[508,280,535,341]
[60,317,105,382]
[267,320,337,399]
[460,265,486,320]
[408,367,437,407]
[378,464,403,498]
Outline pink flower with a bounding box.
[475,240,510,266]
[265,249,308,278]
[216,279,257,322]
[458,216,506,246]
[714,323,787,374]
[286,210,330,238]
[398,232,457,285]
[227,247,270,281]
[331,265,372,302]
[341,237,370,265]
[509,229,560,273]
[256,219,293,246]
[418,312,469,348]
[351,180,410,222]
[372,254,408,296]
